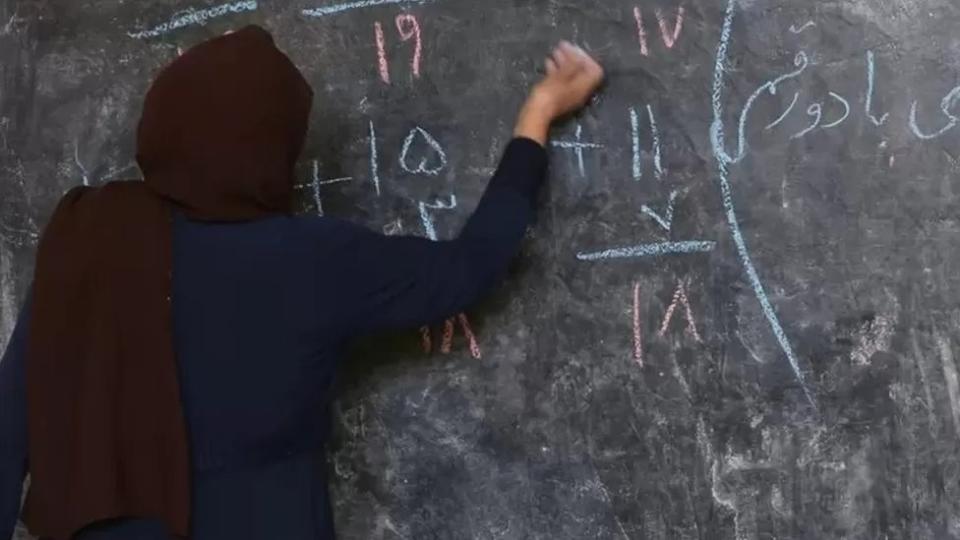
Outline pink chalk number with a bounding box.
[373,13,423,83]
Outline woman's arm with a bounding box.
[0,291,30,540]
[335,42,603,335]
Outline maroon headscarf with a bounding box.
[24,26,313,539]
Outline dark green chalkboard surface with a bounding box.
[3,0,960,538]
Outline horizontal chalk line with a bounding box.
[128,0,258,39]
[302,0,428,17]
[576,241,716,261]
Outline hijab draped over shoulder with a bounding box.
[24,26,313,539]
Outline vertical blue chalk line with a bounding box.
[865,51,889,127]
[647,104,664,179]
[909,85,960,140]
[369,121,381,195]
[711,0,815,407]
[630,107,642,181]
[311,160,324,215]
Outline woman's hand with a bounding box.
[514,41,605,146]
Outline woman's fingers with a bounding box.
[545,56,558,76]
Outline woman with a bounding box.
[0,26,603,539]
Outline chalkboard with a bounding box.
[3,0,960,538]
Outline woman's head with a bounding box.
[136,25,313,220]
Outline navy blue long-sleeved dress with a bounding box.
[0,137,546,539]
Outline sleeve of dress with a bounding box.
[0,290,31,540]
[336,137,547,335]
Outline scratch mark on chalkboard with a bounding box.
[936,331,960,439]
[633,7,649,56]
[586,461,631,539]
[382,218,404,236]
[302,0,427,17]
[658,279,702,342]
[655,6,685,49]
[641,190,679,231]
[865,51,889,127]
[551,124,602,177]
[788,21,815,34]
[764,92,799,130]
[74,142,90,186]
[791,103,822,139]
[374,22,390,83]
[909,84,960,140]
[711,51,809,164]
[822,92,850,129]
[911,332,940,434]
[633,282,643,367]
[577,241,715,261]
[400,127,447,176]
[711,0,815,407]
[849,314,894,365]
[127,0,258,39]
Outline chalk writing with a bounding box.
[764,92,799,130]
[415,196,480,359]
[791,103,821,139]
[822,92,850,129]
[633,282,643,366]
[712,0,815,407]
[128,0,257,39]
[640,190,679,232]
[311,160,324,215]
[658,279,702,342]
[551,124,602,177]
[655,7,685,50]
[369,121,381,195]
[382,218,404,236]
[647,105,664,179]
[374,22,390,83]
[630,107,642,181]
[303,0,427,17]
[633,7,649,56]
[711,51,810,165]
[400,127,447,175]
[629,106,663,180]
[909,84,960,140]
[576,241,715,261]
[788,21,815,34]
[395,14,422,78]
[420,325,432,353]
[634,5,686,55]
[418,194,456,242]
[865,51,889,127]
